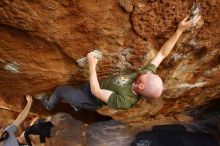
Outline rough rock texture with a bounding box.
[0,0,220,126]
[86,120,135,146]
[29,113,148,146]
[45,113,86,146]
[12,112,220,146]
[7,113,148,146]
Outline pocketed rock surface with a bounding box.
[0,0,219,126]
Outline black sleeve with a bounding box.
[24,127,33,146]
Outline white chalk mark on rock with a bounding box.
[4,62,21,73]
[188,39,197,48]
[77,49,103,67]
[190,2,201,26]
[170,53,183,62]
[178,82,206,89]
[165,82,207,90]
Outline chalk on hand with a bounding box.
[77,49,103,67]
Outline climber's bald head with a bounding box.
[132,72,163,99]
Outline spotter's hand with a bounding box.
[26,95,33,104]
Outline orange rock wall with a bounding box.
[0,0,219,125]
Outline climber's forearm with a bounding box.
[159,29,183,57]
[151,15,202,67]
[89,66,101,97]
[89,67,112,103]
[151,29,183,67]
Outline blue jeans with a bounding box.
[42,83,102,111]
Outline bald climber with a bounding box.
[36,15,201,111]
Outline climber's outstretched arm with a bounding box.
[151,15,201,67]
[87,53,113,103]
[13,95,33,128]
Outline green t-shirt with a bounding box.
[99,63,157,109]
